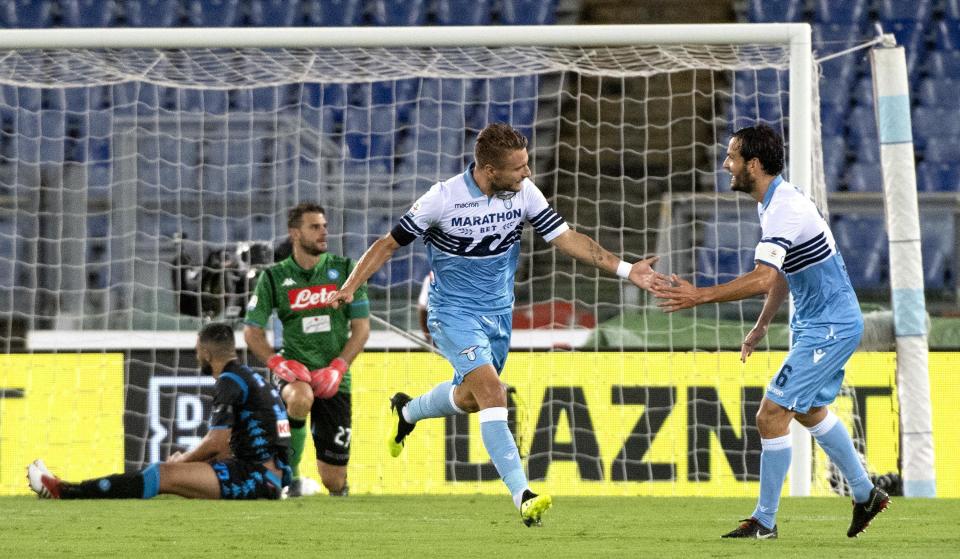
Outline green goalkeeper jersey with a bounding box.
[244,253,369,393]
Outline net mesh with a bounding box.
[0,42,873,497]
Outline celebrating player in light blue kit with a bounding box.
[654,125,889,539]
[327,123,661,527]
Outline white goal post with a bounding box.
[1,23,929,498]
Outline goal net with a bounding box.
[0,25,898,497]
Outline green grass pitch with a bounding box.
[4,495,958,558]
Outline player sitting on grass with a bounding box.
[28,322,292,500]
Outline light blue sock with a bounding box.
[403,381,464,423]
[479,407,528,508]
[808,410,874,502]
[751,435,791,530]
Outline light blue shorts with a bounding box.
[428,308,511,385]
[765,329,862,413]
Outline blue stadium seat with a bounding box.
[853,139,880,164]
[746,0,804,22]
[917,161,960,192]
[887,20,927,76]
[821,135,847,191]
[305,0,363,26]
[813,23,859,53]
[370,0,427,26]
[812,0,868,25]
[934,20,960,50]
[924,50,960,78]
[61,0,118,27]
[819,103,847,138]
[125,1,179,27]
[917,78,960,109]
[844,161,883,192]
[436,0,492,25]
[920,218,956,289]
[912,107,960,149]
[695,216,760,286]
[185,0,240,27]
[818,80,852,111]
[948,0,960,21]
[876,0,932,23]
[249,0,300,26]
[924,141,960,163]
[500,0,557,25]
[830,214,887,289]
[0,0,52,28]
[845,105,878,152]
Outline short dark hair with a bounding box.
[732,124,784,176]
[198,322,236,354]
[287,202,325,229]
[475,123,528,168]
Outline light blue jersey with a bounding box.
[754,176,864,412]
[391,163,568,317]
[754,176,863,337]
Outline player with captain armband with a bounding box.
[244,202,370,497]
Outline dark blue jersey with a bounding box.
[209,361,291,463]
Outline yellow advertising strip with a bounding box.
[338,351,958,497]
[0,353,125,495]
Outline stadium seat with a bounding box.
[876,0,932,23]
[249,0,300,26]
[745,0,804,23]
[912,107,960,150]
[853,139,880,164]
[948,0,960,21]
[924,50,960,78]
[917,161,960,192]
[844,161,883,192]
[370,0,427,26]
[923,141,960,163]
[920,218,956,289]
[185,0,241,27]
[887,20,927,76]
[61,0,119,27]
[830,214,887,289]
[812,0,868,25]
[934,20,960,51]
[501,0,557,25]
[305,0,363,26]
[917,78,960,109]
[436,0,492,25]
[813,23,858,53]
[0,0,52,28]
[125,0,179,27]
[819,103,847,138]
[821,135,847,190]
[696,216,760,286]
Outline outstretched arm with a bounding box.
[654,263,781,313]
[327,233,401,308]
[548,229,663,290]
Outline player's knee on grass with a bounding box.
[282,381,315,418]
[319,463,347,493]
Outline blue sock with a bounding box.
[752,435,791,529]
[479,407,528,508]
[403,381,463,423]
[808,411,874,502]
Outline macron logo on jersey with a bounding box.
[288,285,337,311]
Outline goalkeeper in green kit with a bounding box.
[244,202,370,497]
